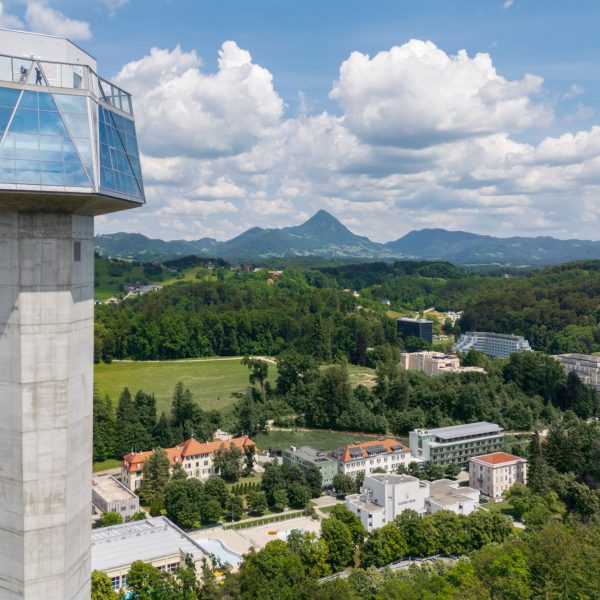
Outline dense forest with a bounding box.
[95,259,600,362]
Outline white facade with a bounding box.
[469,453,528,501]
[346,474,480,532]
[92,475,139,522]
[332,439,413,479]
[425,479,480,515]
[453,331,532,358]
[400,351,485,377]
[346,474,429,532]
[553,354,600,391]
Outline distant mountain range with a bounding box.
[95,210,600,266]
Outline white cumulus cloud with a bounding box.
[330,40,552,148]
[25,1,92,40]
[115,41,284,159]
[0,2,23,28]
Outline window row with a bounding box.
[0,159,91,187]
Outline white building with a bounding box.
[453,332,532,358]
[91,517,241,593]
[469,452,528,501]
[425,479,480,515]
[92,474,139,522]
[345,474,479,532]
[553,354,600,391]
[331,439,413,479]
[409,422,504,466]
[400,351,485,377]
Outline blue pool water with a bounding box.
[196,537,242,566]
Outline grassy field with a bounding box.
[94,357,277,415]
[254,429,407,452]
[345,364,378,388]
[92,458,121,472]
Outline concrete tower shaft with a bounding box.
[0,213,94,598]
[0,29,144,599]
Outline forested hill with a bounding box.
[95,209,600,265]
[94,259,600,362]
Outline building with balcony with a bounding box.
[345,473,479,532]
[397,318,433,345]
[121,436,257,491]
[409,422,504,466]
[553,354,600,391]
[469,452,528,501]
[332,438,413,479]
[400,351,486,377]
[0,28,144,600]
[282,446,339,487]
[91,474,140,522]
[453,332,531,358]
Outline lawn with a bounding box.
[254,429,406,452]
[92,458,121,473]
[94,357,277,415]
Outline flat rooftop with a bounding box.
[398,317,433,324]
[471,452,525,466]
[91,516,208,572]
[427,479,479,505]
[345,494,384,513]
[368,473,420,486]
[463,332,526,341]
[417,422,502,441]
[287,446,337,463]
[92,474,137,502]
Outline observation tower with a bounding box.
[0,29,144,599]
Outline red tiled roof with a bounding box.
[335,438,409,463]
[121,436,257,473]
[472,452,524,465]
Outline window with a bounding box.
[74,241,81,262]
[121,576,127,589]
[167,562,179,574]
[110,576,120,591]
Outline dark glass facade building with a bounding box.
[397,318,434,345]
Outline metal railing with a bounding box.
[0,52,133,116]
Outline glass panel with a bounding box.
[13,59,32,84]
[38,92,56,111]
[0,162,15,182]
[63,137,79,162]
[61,112,89,138]
[0,56,11,82]
[15,159,41,184]
[0,106,13,134]
[73,138,92,164]
[0,87,20,108]
[64,160,89,186]
[19,91,38,110]
[40,62,60,87]
[10,109,38,134]
[61,64,86,89]
[55,94,87,114]
[38,110,64,136]
[0,133,15,158]
[39,135,63,162]
[15,134,39,160]
[41,161,64,185]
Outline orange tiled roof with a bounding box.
[335,438,409,463]
[121,436,257,473]
[472,452,524,465]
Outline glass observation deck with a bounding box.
[0,44,144,213]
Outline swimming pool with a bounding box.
[195,537,242,566]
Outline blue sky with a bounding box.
[3,0,600,241]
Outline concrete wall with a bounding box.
[0,212,94,599]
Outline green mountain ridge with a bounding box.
[95,210,600,265]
